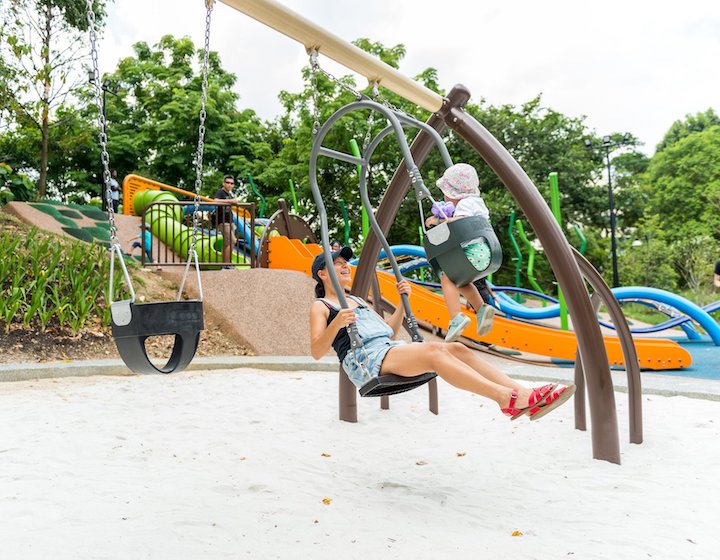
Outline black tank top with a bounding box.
[320,297,366,362]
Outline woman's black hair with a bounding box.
[314,281,325,298]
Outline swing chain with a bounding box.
[309,50,321,137]
[308,49,366,136]
[190,1,214,255]
[85,0,117,246]
[372,86,415,121]
[361,82,379,152]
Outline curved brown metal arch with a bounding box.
[352,85,621,464]
[572,249,642,444]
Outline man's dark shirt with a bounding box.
[214,188,234,223]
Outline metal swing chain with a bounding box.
[85,0,116,246]
[361,82,380,152]
[190,1,214,258]
[86,0,139,308]
[309,50,321,137]
[176,0,214,302]
[308,49,366,104]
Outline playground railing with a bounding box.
[141,201,256,268]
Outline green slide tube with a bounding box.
[134,189,244,267]
[349,139,369,240]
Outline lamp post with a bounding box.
[584,133,632,288]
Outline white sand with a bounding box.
[1,369,718,560]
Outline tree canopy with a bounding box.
[1,26,718,292]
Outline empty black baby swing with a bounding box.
[85,0,211,374]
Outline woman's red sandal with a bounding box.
[508,383,557,420]
[527,384,577,421]
[501,384,556,420]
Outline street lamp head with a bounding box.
[602,135,611,145]
[88,70,96,84]
[583,138,593,148]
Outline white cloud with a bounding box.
[97,0,720,155]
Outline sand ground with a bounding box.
[1,367,718,560]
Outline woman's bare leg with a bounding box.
[380,342,532,408]
[445,342,524,389]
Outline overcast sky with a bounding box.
[99,0,720,156]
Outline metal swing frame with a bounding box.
[309,99,450,398]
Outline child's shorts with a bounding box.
[462,240,491,272]
[342,338,405,389]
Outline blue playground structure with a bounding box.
[356,244,720,346]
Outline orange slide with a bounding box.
[267,235,691,371]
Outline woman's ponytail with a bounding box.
[314,281,325,298]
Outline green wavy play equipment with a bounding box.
[133,189,246,268]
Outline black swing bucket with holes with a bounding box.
[423,215,503,287]
[358,372,437,397]
[111,300,204,374]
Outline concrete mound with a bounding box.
[172,267,316,356]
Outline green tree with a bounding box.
[260,39,443,246]
[655,108,720,154]
[99,35,267,196]
[620,216,678,290]
[0,103,98,200]
[613,149,650,232]
[645,125,720,244]
[0,0,107,197]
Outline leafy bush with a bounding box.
[0,189,15,205]
[620,238,678,290]
[0,163,35,202]
[0,227,131,334]
[671,235,719,291]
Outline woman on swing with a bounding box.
[309,247,576,420]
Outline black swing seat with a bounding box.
[111,299,204,375]
[358,372,437,397]
[424,215,502,287]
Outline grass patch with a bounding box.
[0,221,132,334]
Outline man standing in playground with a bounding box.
[714,260,720,288]
[214,174,239,268]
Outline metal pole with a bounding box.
[605,145,619,288]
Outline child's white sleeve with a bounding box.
[454,197,490,219]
